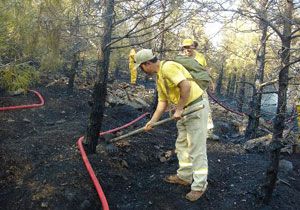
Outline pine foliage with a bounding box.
[0,64,39,91]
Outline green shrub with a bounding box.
[0,63,39,91]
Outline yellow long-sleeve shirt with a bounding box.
[156,61,203,105]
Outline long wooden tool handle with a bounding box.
[109,104,204,143]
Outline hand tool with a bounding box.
[108,104,205,144]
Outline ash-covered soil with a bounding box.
[1,83,299,210]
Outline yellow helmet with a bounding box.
[181,38,194,47]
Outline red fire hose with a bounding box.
[77,112,149,210]
[77,136,109,210]
[207,92,296,126]
[207,91,244,116]
[0,90,44,111]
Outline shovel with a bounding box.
[106,104,205,146]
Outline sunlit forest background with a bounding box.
[1,0,298,95]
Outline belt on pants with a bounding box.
[184,95,203,108]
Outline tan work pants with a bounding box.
[175,99,209,191]
[203,91,214,130]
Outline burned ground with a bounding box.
[0,83,299,210]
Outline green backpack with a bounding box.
[162,55,211,90]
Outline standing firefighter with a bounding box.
[181,38,219,141]
[129,48,137,85]
[135,49,209,201]
[182,39,207,67]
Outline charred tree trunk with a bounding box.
[150,0,167,115]
[158,0,166,59]
[245,0,268,139]
[234,81,239,98]
[85,0,114,154]
[68,15,80,93]
[230,69,237,97]
[237,73,246,112]
[68,53,79,93]
[216,63,224,96]
[263,0,293,203]
[226,73,232,97]
[113,60,120,81]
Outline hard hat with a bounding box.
[181,39,194,47]
[134,49,155,69]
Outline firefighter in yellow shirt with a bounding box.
[128,48,137,85]
[134,49,209,202]
[181,38,219,141]
[181,39,207,66]
[193,41,207,67]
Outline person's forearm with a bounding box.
[177,80,191,110]
[150,101,168,122]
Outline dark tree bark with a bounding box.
[234,80,239,98]
[237,73,246,112]
[263,0,293,203]
[68,53,79,92]
[150,0,167,116]
[245,0,268,139]
[216,63,224,96]
[85,0,115,154]
[68,15,80,93]
[226,73,232,97]
[113,60,120,81]
[230,68,237,97]
[158,0,166,59]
